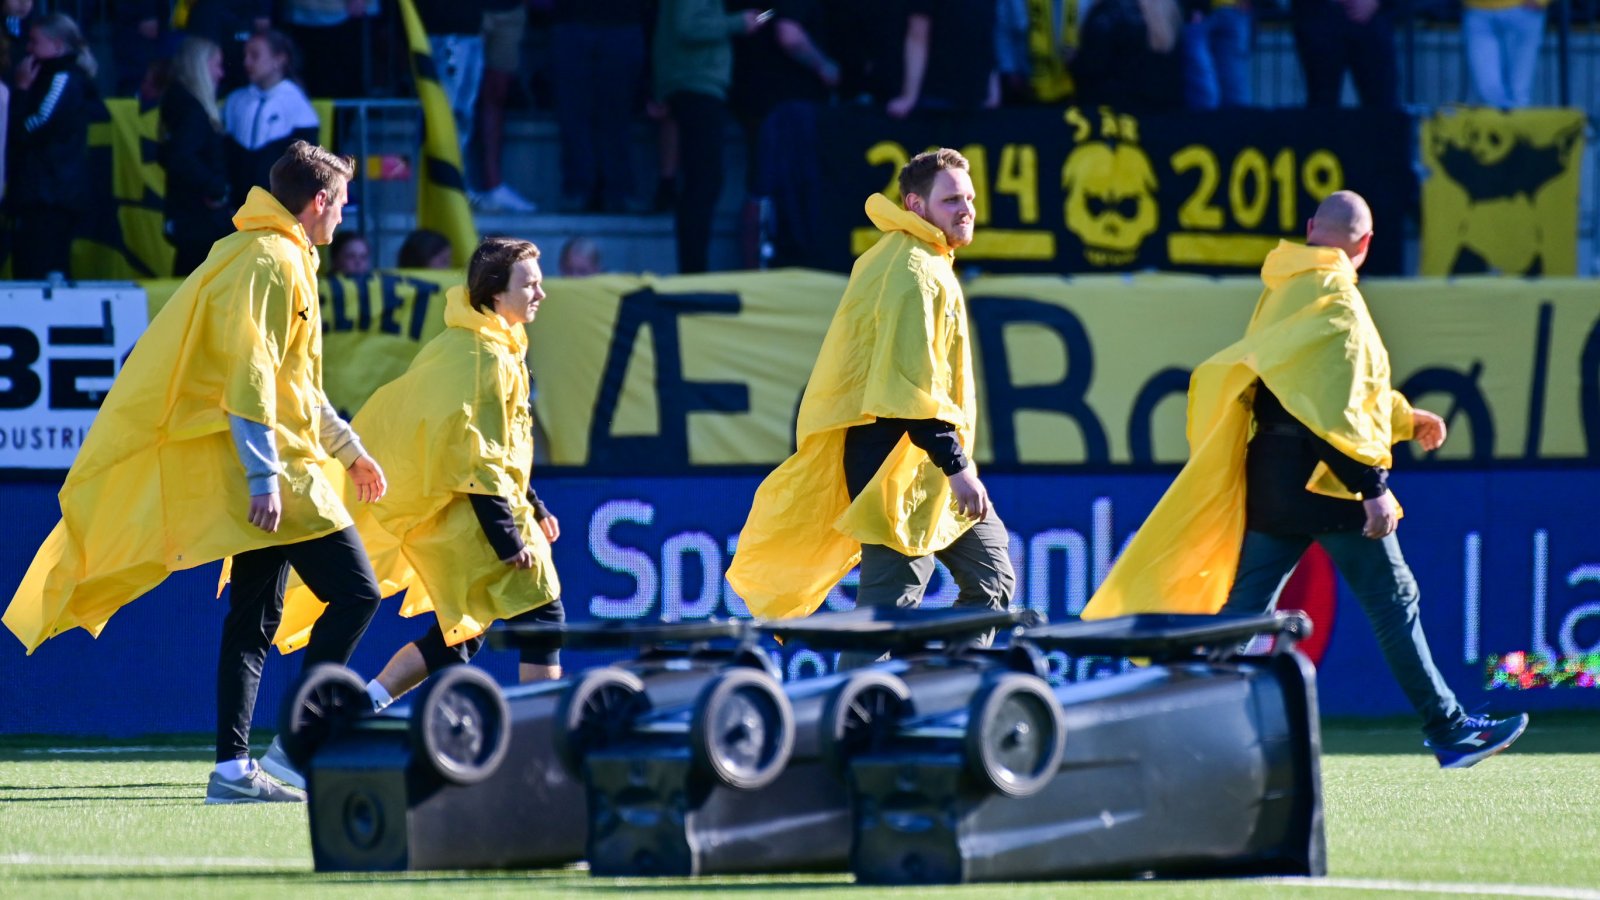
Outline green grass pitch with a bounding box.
[2,714,1596,899]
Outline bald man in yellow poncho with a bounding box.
[1083,191,1528,769]
[727,149,1015,668]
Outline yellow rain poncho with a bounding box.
[727,194,977,619]
[274,286,559,651]
[1083,241,1415,619]
[4,188,351,652]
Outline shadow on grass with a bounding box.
[3,870,737,888]
[7,871,861,893]
[1320,710,1599,755]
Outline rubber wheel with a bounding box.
[728,644,783,678]
[964,673,1065,798]
[689,668,795,791]
[408,666,511,786]
[1279,610,1314,645]
[818,670,912,774]
[551,667,648,778]
[1005,641,1051,677]
[279,663,368,770]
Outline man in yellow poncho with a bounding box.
[257,238,565,789]
[727,148,1015,668]
[1083,191,1527,769]
[3,142,390,803]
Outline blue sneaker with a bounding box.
[1425,713,1529,769]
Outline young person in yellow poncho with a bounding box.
[254,237,566,789]
[1082,191,1528,769]
[727,148,1016,669]
[3,142,390,804]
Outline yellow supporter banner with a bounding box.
[1420,107,1586,277]
[523,271,1600,468]
[138,270,1600,469]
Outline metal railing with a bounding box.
[327,98,425,265]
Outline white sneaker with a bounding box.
[474,183,538,213]
[259,736,306,790]
[205,761,305,804]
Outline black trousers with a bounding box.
[553,23,644,208]
[667,90,727,274]
[216,526,383,762]
[1294,8,1398,109]
[412,597,567,673]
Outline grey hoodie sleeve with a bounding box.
[229,415,284,496]
[317,404,367,468]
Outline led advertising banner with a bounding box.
[1,470,1592,736]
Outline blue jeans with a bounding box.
[1220,529,1463,735]
[1182,7,1253,109]
[1462,6,1545,109]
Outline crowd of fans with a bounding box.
[0,0,1561,280]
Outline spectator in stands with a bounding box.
[559,236,602,276]
[7,12,96,279]
[731,2,841,130]
[1181,0,1253,109]
[825,0,907,106]
[886,0,1000,118]
[161,36,234,276]
[473,0,540,213]
[729,1,842,266]
[283,0,377,98]
[994,0,1033,104]
[1,0,32,85]
[178,0,271,94]
[649,101,679,212]
[653,0,767,274]
[1019,0,1079,105]
[1072,0,1186,113]
[416,0,486,162]
[327,230,372,276]
[1292,0,1398,108]
[550,0,645,213]
[398,227,454,268]
[1462,0,1546,108]
[114,1,171,96]
[222,30,320,204]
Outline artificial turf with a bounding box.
[2,714,1596,899]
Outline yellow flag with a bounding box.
[397,0,479,267]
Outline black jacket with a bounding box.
[159,84,234,247]
[1071,0,1186,114]
[1245,383,1389,535]
[8,56,96,212]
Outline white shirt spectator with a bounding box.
[223,80,319,150]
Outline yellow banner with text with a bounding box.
[143,269,1600,470]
